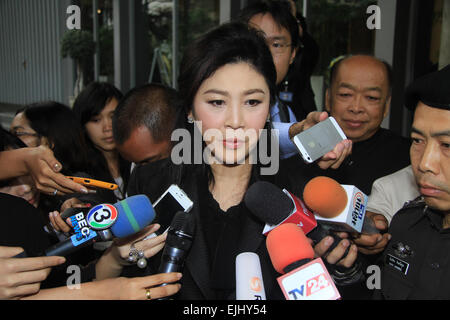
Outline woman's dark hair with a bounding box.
[178,21,277,114]
[0,125,27,152]
[173,22,278,185]
[0,125,28,188]
[72,82,123,126]
[21,101,90,175]
[72,82,129,185]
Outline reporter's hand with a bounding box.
[353,212,391,255]
[60,197,90,212]
[48,211,73,234]
[24,146,89,196]
[313,234,358,269]
[117,272,182,300]
[0,246,66,300]
[112,224,167,266]
[288,112,352,170]
[95,224,167,280]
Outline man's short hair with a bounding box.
[327,54,393,95]
[113,83,181,145]
[238,0,299,49]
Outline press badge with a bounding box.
[386,254,410,275]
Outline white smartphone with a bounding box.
[292,117,347,163]
[152,184,193,235]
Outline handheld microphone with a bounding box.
[303,176,378,234]
[235,252,266,300]
[244,181,348,255]
[158,211,195,275]
[17,195,155,257]
[267,223,340,300]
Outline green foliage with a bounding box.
[61,29,96,63]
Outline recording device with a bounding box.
[153,185,193,235]
[244,181,349,257]
[16,195,155,257]
[292,117,347,163]
[267,223,341,300]
[235,252,266,300]
[67,176,118,190]
[303,176,378,234]
[158,210,195,275]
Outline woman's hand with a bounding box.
[112,224,168,266]
[95,224,167,280]
[0,246,66,300]
[22,146,89,196]
[116,272,182,300]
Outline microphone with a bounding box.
[17,195,155,257]
[244,181,348,255]
[303,176,378,234]
[266,223,340,300]
[158,211,195,275]
[235,252,266,300]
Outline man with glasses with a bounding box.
[239,0,301,159]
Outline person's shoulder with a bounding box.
[128,158,176,201]
[389,196,424,226]
[132,158,172,177]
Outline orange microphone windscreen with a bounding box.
[303,176,347,219]
[266,223,315,274]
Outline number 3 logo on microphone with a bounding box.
[87,204,118,230]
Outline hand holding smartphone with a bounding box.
[291,117,347,163]
[152,185,193,235]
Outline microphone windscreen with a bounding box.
[303,176,347,218]
[244,181,294,225]
[266,223,315,274]
[236,252,266,300]
[170,211,195,234]
[111,195,155,238]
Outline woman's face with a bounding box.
[191,62,270,165]
[84,98,119,153]
[0,175,40,208]
[10,112,41,147]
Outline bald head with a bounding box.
[329,55,392,95]
[325,55,392,142]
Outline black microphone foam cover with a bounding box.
[166,211,195,249]
[244,181,294,225]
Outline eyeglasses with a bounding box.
[11,131,40,138]
[266,39,293,55]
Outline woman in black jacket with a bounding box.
[126,22,358,300]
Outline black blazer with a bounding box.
[127,156,311,300]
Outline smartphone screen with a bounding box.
[154,192,186,233]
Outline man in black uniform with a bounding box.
[378,64,450,299]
